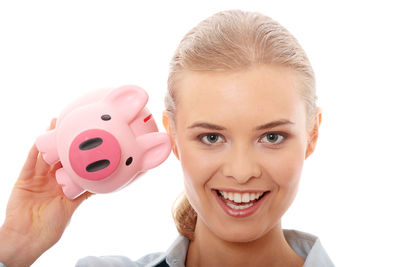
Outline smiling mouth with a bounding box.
[215,190,268,210]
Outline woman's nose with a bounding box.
[221,144,262,184]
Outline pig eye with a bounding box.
[125,157,133,166]
[101,114,111,121]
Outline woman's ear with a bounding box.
[162,111,180,160]
[305,108,322,159]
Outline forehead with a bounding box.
[175,65,306,127]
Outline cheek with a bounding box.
[179,140,222,183]
[266,143,306,188]
[179,145,220,213]
[264,143,306,219]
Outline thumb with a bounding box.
[49,118,57,130]
[69,191,94,213]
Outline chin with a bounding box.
[212,222,272,243]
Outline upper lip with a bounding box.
[213,188,269,193]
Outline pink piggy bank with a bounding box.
[36,85,172,199]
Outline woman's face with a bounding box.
[165,64,319,242]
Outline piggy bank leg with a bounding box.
[55,168,85,199]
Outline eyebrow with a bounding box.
[187,119,294,131]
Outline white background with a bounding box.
[0,1,399,266]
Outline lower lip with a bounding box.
[213,190,269,218]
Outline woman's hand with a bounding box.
[0,119,92,267]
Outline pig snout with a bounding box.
[69,129,122,181]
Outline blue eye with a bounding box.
[260,133,285,144]
[199,133,224,145]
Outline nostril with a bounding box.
[86,159,110,172]
[79,138,103,150]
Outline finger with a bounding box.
[49,161,62,176]
[36,152,51,177]
[49,117,57,130]
[19,144,40,180]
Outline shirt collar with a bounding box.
[164,230,334,267]
[165,235,189,267]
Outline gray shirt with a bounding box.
[75,229,334,267]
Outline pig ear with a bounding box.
[104,85,149,123]
[136,132,172,171]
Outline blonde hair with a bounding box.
[165,10,316,240]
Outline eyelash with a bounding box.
[197,132,288,146]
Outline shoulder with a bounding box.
[75,253,166,267]
[75,236,188,267]
[283,229,335,267]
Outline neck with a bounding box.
[185,219,304,267]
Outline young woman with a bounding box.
[0,10,334,267]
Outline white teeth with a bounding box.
[227,202,254,210]
[242,193,250,202]
[219,190,264,203]
[233,193,241,203]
